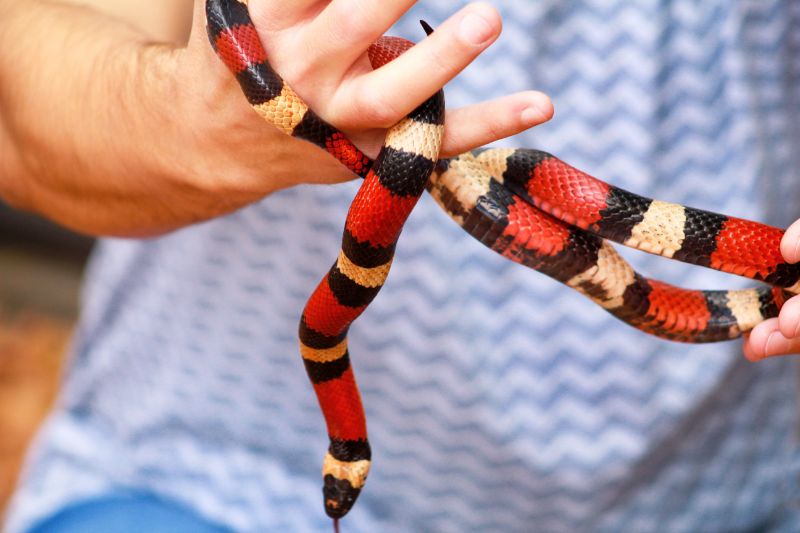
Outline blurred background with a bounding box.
[0,203,92,511]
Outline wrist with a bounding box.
[167,27,289,196]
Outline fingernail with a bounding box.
[743,342,759,362]
[521,106,543,124]
[748,342,764,361]
[459,11,494,45]
[764,331,780,357]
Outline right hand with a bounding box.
[175,0,553,193]
[236,0,553,158]
[744,220,800,360]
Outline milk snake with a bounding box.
[206,0,800,522]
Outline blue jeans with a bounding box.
[28,492,234,533]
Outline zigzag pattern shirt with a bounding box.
[7,1,800,531]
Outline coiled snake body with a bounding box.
[206,0,800,521]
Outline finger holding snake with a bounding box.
[243,0,552,156]
[743,222,800,360]
[745,316,800,360]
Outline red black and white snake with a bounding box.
[206,0,800,522]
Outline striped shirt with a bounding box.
[7,1,800,531]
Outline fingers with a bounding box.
[745,318,800,360]
[240,1,551,164]
[744,320,775,361]
[311,0,417,65]
[440,91,554,157]
[744,296,800,360]
[330,2,502,129]
[344,90,554,160]
[777,294,800,339]
[746,218,800,360]
[247,0,321,32]
[781,218,800,263]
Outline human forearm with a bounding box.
[1,1,172,233]
[0,0,345,236]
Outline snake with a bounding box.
[206,0,800,523]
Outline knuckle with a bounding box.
[351,88,401,128]
[425,45,454,79]
[324,2,376,49]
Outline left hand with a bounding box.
[744,219,800,360]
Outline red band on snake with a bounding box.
[206,0,799,521]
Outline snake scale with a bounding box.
[206,0,800,523]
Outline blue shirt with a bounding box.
[7,1,800,531]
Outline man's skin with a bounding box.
[0,0,552,234]
[67,0,193,43]
[0,0,795,358]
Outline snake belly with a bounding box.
[206,0,797,521]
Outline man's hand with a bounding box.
[242,0,552,157]
[744,220,800,360]
[0,0,552,237]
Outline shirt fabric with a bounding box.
[26,492,233,533]
[7,1,800,531]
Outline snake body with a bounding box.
[430,149,794,343]
[207,1,444,518]
[206,0,799,520]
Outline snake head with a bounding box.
[321,446,371,519]
[323,474,362,518]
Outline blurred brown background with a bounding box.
[0,203,92,511]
